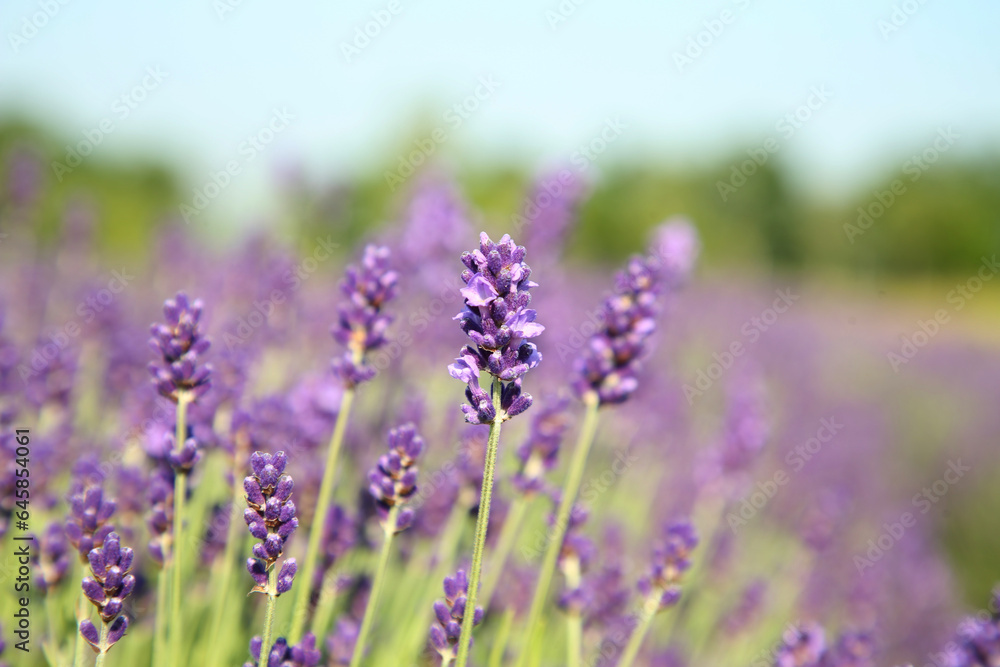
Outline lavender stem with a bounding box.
[454,383,504,667]
[480,495,529,609]
[565,558,583,667]
[258,565,278,667]
[517,392,600,667]
[95,620,110,667]
[618,591,662,667]
[169,394,191,664]
[290,386,356,642]
[349,505,399,667]
[72,584,88,667]
[153,569,168,667]
[488,607,515,667]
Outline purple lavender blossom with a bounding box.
[719,373,770,475]
[774,624,827,667]
[79,532,135,654]
[651,217,700,289]
[557,504,597,615]
[245,632,322,667]
[368,424,424,533]
[947,588,1000,667]
[35,521,71,592]
[314,504,356,590]
[332,245,398,387]
[148,292,212,402]
[637,520,698,612]
[572,256,661,406]
[429,569,485,662]
[326,618,359,666]
[448,232,543,424]
[146,468,174,566]
[65,486,116,562]
[245,451,299,595]
[512,397,571,495]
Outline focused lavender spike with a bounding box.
[79,532,135,653]
[572,255,662,406]
[448,232,543,424]
[331,244,398,387]
[65,486,116,561]
[512,397,571,495]
[429,569,484,663]
[148,292,212,402]
[244,450,299,595]
[367,423,424,533]
[637,520,698,612]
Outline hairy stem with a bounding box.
[169,394,190,664]
[349,506,399,667]
[517,392,600,667]
[94,620,110,667]
[290,386,356,642]
[258,567,279,667]
[480,494,528,609]
[454,382,504,667]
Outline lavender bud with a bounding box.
[428,569,484,662]
[78,532,135,653]
[638,520,698,613]
[245,451,298,595]
[147,292,212,402]
[65,486,116,561]
[368,424,424,533]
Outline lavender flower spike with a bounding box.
[148,292,212,402]
[332,245,399,387]
[245,451,299,594]
[429,570,484,664]
[65,486,116,562]
[637,520,699,612]
[367,423,424,533]
[449,232,543,424]
[79,532,135,655]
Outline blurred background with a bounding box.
[2,0,1000,661]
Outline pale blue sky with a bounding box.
[1,0,998,222]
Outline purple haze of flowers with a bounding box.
[719,372,770,476]
[512,397,571,495]
[66,486,116,562]
[368,423,424,533]
[448,232,543,424]
[637,520,698,612]
[772,625,875,667]
[35,521,71,592]
[429,569,485,662]
[520,169,587,260]
[947,588,1000,667]
[652,217,700,289]
[245,451,299,595]
[245,632,322,667]
[326,618,359,666]
[332,245,399,387]
[148,292,212,402]
[79,532,135,654]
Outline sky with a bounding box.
[1,0,998,222]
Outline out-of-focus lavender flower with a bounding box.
[332,245,398,387]
[35,521,71,592]
[65,486,116,562]
[395,176,472,289]
[22,336,77,409]
[573,256,661,406]
[557,504,597,615]
[79,532,135,654]
[448,232,542,424]
[368,424,424,533]
[244,632,322,667]
[245,451,299,595]
[947,588,1000,667]
[146,468,174,566]
[651,217,700,289]
[774,624,826,667]
[512,397,571,495]
[148,292,212,402]
[315,504,356,590]
[637,520,698,612]
[722,580,767,635]
[719,373,769,475]
[326,618,359,666]
[429,569,485,662]
[519,169,587,261]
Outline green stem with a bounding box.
[349,506,399,667]
[480,495,529,609]
[94,621,110,667]
[454,382,504,667]
[488,607,515,667]
[516,393,600,667]
[153,568,168,667]
[259,567,279,667]
[567,613,583,667]
[43,594,63,667]
[290,386,356,642]
[169,395,190,664]
[206,445,251,667]
[618,592,661,667]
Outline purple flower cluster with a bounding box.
[773,625,875,667]
[66,486,116,561]
[368,423,423,533]
[326,619,359,665]
[245,451,299,595]
[448,232,543,424]
[332,245,398,387]
[637,520,698,612]
[947,588,1000,666]
[512,397,571,495]
[146,469,174,565]
[245,632,322,667]
[558,505,597,614]
[148,292,212,402]
[429,569,484,662]
[35,521,71,592]
[573,256,661,405]
[79,532,135,653]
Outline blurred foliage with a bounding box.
[2,118,998,276]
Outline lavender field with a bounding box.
[1,2,999,667]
